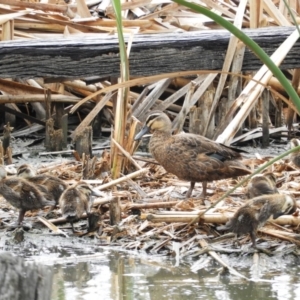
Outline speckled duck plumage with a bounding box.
[246,172,278,199]
[0,165,55,224]
[217,194,297,247]
[135,112,251,198]
[17,164,68,209]
[289,139,300,168]
[59,181,103,232]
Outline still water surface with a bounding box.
[29,245,300,300]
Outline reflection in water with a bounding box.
[48,248,300,300]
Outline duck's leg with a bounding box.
[185,182,195,198]
[86,211,91,231]
[17,209,26,225]
[250,231,257,248]
[199,181,207,199]
[70,221,77,233]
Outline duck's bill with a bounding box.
[134,125,150,140]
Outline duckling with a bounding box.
[0,165,55,225]
[217,194,297,247]
[246,172,278,199]
[289,138,300,168]
[134,112,251,198]
[17,164,68,210]
[59,181,103,233]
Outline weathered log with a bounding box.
[0,27,299,79]
[45,118,63,151]
[0,252,53,300]
[74,126,93,157]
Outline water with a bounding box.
[28,246,300,300]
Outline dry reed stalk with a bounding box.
[249,0,263,28]
[263,0,291,26]
[70,92,112,139]
[125,202,178,210]
[216,28,300,145]
[269,77,300,94]
[77,0,92,18]
[134,78,172,120]
[199,239,249,280]
[112,83,127,178]
[172,80,195,133]
[205,0,247,136]
[0,94,80,103]
[147,212,300,227]
[111,138,141,170]
[0,0,74,16]
[106,0,151,14]
[37,216,68,237]
[95,167,149,191]
[259,228,300,246]
[64,80,98,93]
[154,76,205,112]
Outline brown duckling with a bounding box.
[246,173,278,199]
[0,165,55,225]
[134,112,251,198]
[59,181,103,232]
[217,194,297,247]
[17,164,68,210]
[289,138,300,168]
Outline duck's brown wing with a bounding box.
[169,133,245,159]
[163,134,250,181]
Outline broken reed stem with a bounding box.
[0,94,80,103]
[126,201,178,210]
[199,239,249,280]
[147,211,300,226]
[95,167,149,191]
[187,145,300,227]
[259,228,300,246]
[111,137,141,170]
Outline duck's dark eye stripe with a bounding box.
[146,114,160,123]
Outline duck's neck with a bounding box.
[149,130,171,159]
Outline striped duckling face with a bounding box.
[17,164,36,178]
[277,194,297,217]
[75,182,104,198]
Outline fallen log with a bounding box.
[0,27,298,79]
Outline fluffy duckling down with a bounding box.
[217,194,297,248]
[59,181,103,232]
[17,164,68,210]
[0,165,55,225]
[135,112,251,198]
